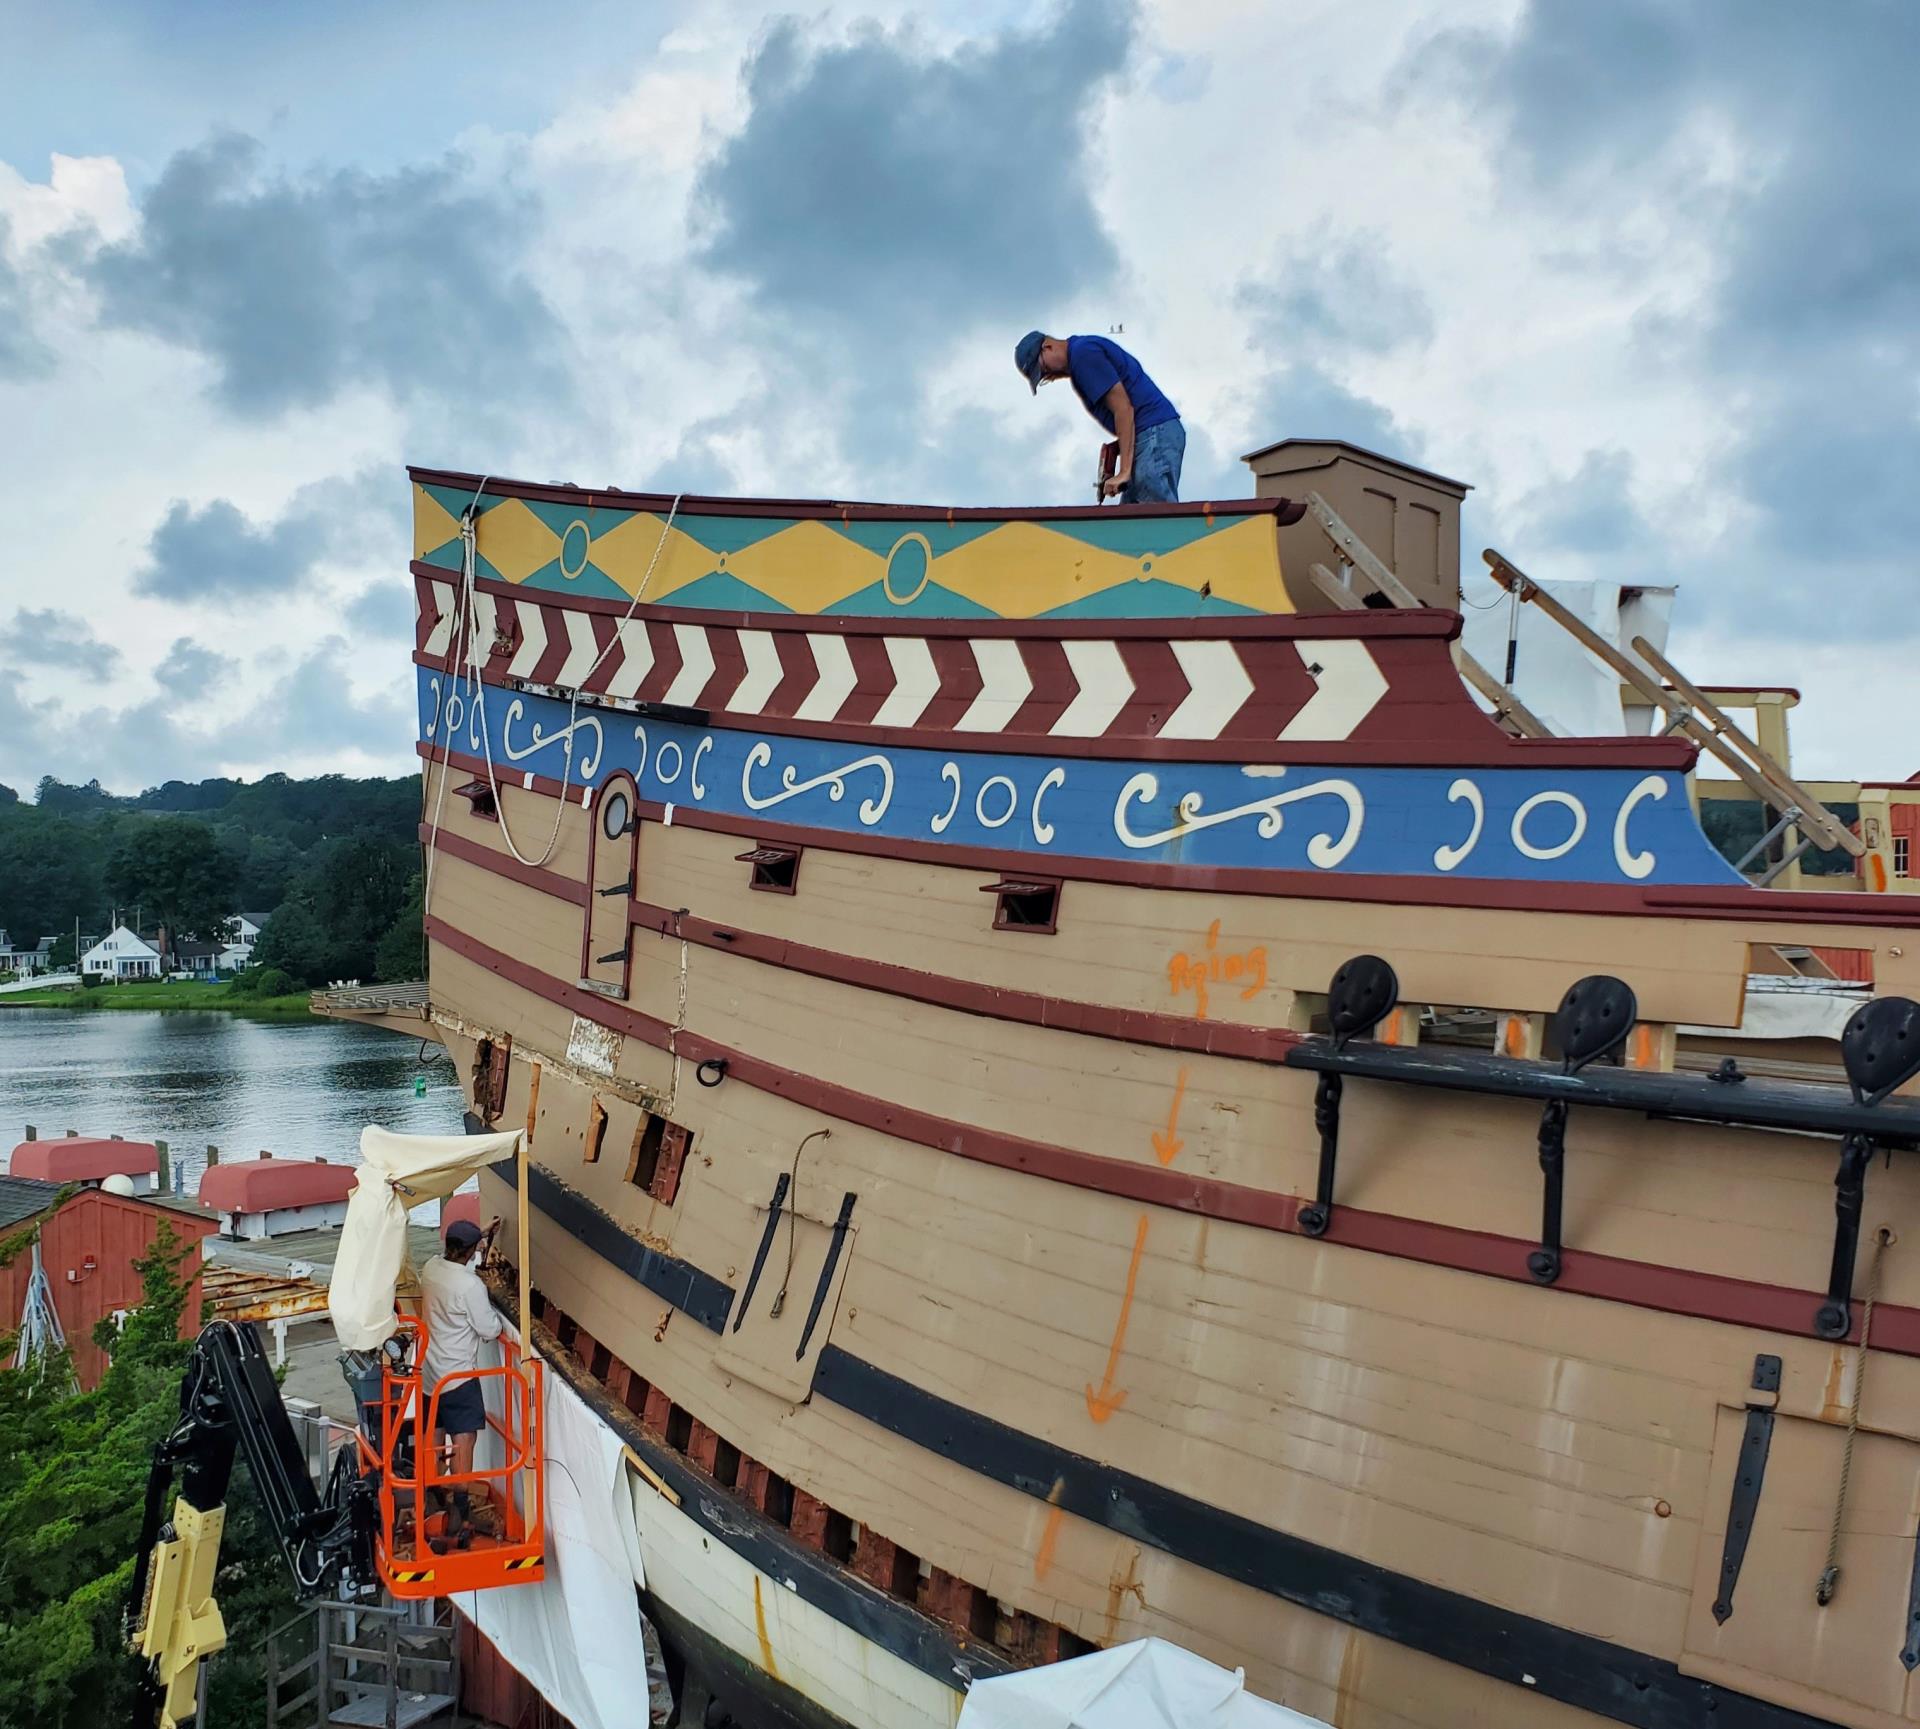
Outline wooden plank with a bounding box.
[1304,561,1363,611]
[1632,635,1865,858]
[1454,648,1553,738]
[1304,491,1423,608]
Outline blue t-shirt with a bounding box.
[1067,335,1179,435]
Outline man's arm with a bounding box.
[1101,383,1136,497]
[469,1273,504,1342]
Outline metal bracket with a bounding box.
[595,945,631,967]
[1901,1518,1920,1670]
[1297,1072,1342,1238]
[1817,1133,1875,1340]
[1528,1100,1570,1284]
[596,875,635,899]
[796,1192,857,1361]
[1712,1353,1782,1624]
[733,1173,790,1332]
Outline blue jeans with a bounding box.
[1122,419,1186,504]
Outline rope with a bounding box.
[1816,1227,1892,1605]
[769,1129,831,1319]
[421,483,683,896]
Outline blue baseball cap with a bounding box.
[1014,330,1046,393]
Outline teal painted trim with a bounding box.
[519,563,632,602]
[423,482,511,519]
[827,518,1002,557]
[664,514,795,557]
[821,579,1000,620]
[523,499,647,543]
[651,571,794,613]
[1040,514,1231,556]
[419,542,464,571]
[1036,581,1262,620]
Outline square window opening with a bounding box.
[628,1113,667,1191]
[738,844,801,894]
[985,877,1060,934]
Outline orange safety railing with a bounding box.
[354,1314,546,1598]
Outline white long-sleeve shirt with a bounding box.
[418,1254,503,1389]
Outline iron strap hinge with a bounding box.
[1902,1517,1920,1670]
[1712,1353,1782,1625]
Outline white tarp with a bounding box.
[1461,578,1676,738]
[327,1124,522,1349]
[456,1321,660,1729]
[958,1637,1330,1728]
[1681,976,1870,1041]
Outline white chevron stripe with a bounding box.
[1051,639,1134,737]
[955,638,1032,732]
[555,608,598,688]
[794,633,857,722]
[872,636,939,729]
[467,592,499,669]
[1160,641,1253,738]
[605,620,653,699]
[664,622,715,707]
[730,630,784,714]
[506,600,546,679]
[422,581,455,656]
[1278,639,1388,741]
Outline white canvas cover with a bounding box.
[327,1124,522,1349]
[958,1637,1330,1728]
[1461,578,1676,738]
[456,1322,664,1729]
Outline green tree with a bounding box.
[373,871,425,982]
[105,818,237,955]
[252,899,329,986]
[47,931,76,971]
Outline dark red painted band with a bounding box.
[419,742,1910,927]
[426,913,1920,1357]
[420,821,1300,1061]
[409,466,1307,526]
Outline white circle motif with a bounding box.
[1511,790,1588,861]
[974,775,1019,829]
[654,740,684,786]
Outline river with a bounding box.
[0,1007,467,1197]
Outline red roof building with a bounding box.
[196,1154,357,1238]
[10,1137,161,1192]
[0,1184,216,1388]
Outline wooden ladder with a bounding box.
[1483,549,1865,881]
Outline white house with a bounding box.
[82,925,163,980]
[0,931,55,976]
[218,910,271,972]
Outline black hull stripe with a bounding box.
[500,1156,1832,1729]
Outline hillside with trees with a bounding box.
[0,773,423,987]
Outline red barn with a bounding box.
[0,1177,217,1388]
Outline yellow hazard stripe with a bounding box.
[392,1567,436,1583]
[505,1555,543,1571]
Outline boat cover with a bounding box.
[958,1637,1330,1727]
[327,1125,522,1349]
[458,1320,663,1729]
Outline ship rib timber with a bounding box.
[403,465,1920,1729]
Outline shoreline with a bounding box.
[0,982,317,1020]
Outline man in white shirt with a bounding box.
[417,1217,502,1548]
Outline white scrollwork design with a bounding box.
[931,762,963,834]
[1113,771,1364,868]
[1511,790,1587,861]
[425,676,444,742]
[445,691,465,741]
[689,736,712,801]
[1612,774,1667,880]
[742,741,894,826]
[974,775,1018,829]
[502,698,604,779]
[1032,767,1066,846]
[1434,778,1484,872]
[655,740,684,786]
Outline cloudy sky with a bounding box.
[2,0,1914,795]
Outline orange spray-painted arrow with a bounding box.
[1084,1214,1150,1423]
[1151,1066,1189,1166]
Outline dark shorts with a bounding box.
[434,1375,486,1436]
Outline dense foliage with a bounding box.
[0,1225,299,1727]
[0,773,424,986]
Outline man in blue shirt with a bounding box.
[1014,330,1186,503]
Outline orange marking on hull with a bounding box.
[1034,1481,1066,1581]
[753,1574,782,1681]
[1503,1016,1525,1057]
[1870,854,1889,893]
[1379,1011,1400,1048]
[1152,1067,1189,1166]
[1632,1025,1654,1069]
[1085,1214,1150,1423]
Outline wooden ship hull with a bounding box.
[350,451,1920,1729]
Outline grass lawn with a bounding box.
[0,979,315,1019]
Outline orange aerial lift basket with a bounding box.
[355,1314,545,1599]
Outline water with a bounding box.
[0,1008,467,1196]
